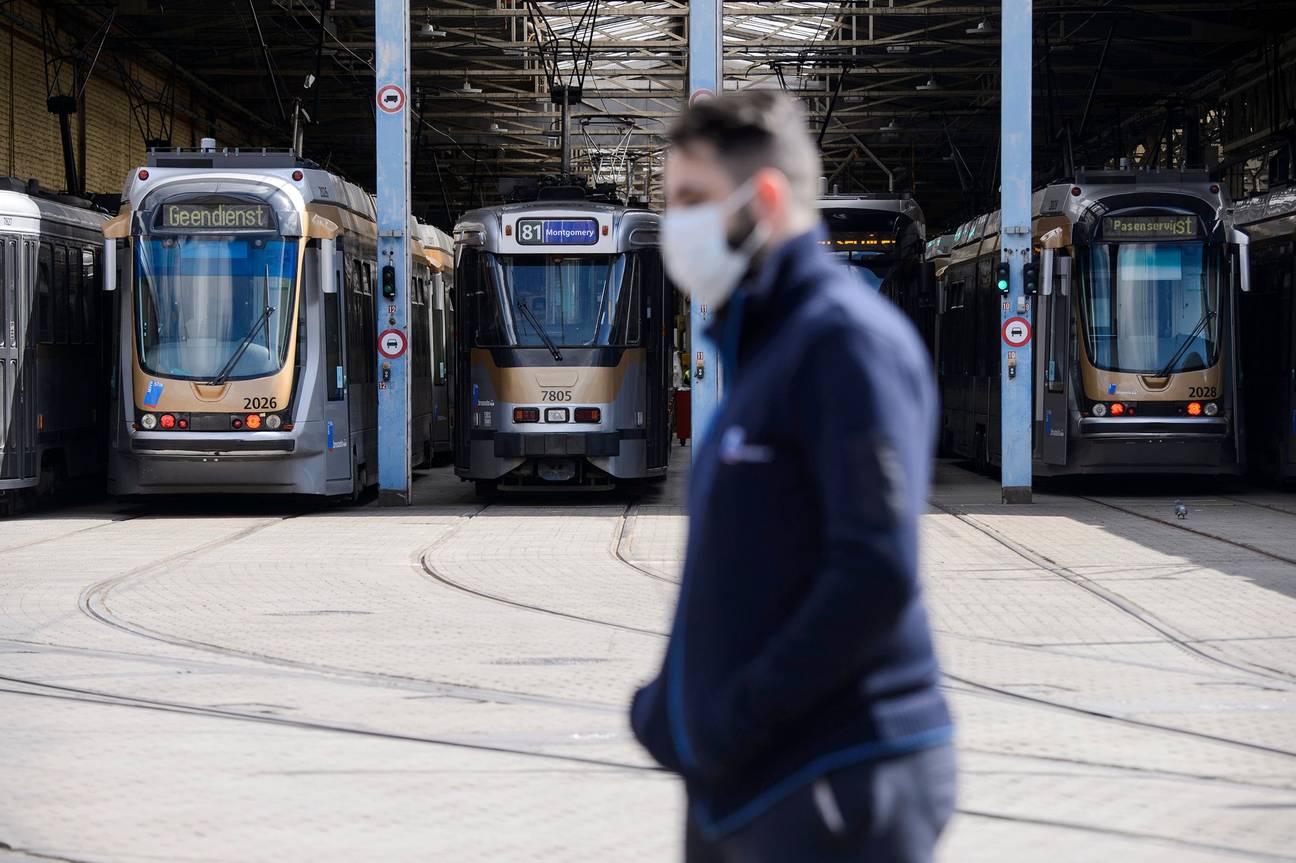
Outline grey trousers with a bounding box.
[685,744,957,863]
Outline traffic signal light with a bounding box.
[382,264,396,299]
[996,261,1011,294]
[1022,261,1039,295]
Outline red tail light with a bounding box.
[1109,403,1125,416]
[231,417,243,429]
[245,414,262,430]
[1187,402,1203,416]
[159,413,176,429]
[513,407,540,423]
[574,408,601,423]
[177,418,188,430]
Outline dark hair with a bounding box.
[668,90,821,208]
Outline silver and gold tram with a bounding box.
[0,179,109,512]
[936,168,1250,476]
[452,194,672,492]
[102,147,451,498]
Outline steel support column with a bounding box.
[1000,0,1033,503]
[688,0,722,450]
[375,0,412,505]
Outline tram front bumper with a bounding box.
[115,427,328,494]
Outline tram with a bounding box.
[413,222,455,463]
[452,191,672,492]
[936,168,1250,476]
[0,179,109,513]
[818,193,935,351]
[1234,187,1296,479]
[102,146,448,499]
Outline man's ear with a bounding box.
[749,167,790,224]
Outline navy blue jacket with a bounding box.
[631,228,952,838]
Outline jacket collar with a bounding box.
[705,224,832,343]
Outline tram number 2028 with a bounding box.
[541,390,572,402]
[1188,387,1217,399]
[244,396,279,410]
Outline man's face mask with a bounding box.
[661,179,771,310]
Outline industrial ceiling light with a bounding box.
[885,44,910,54]
[458,79,482,95]
[966,19,994,36]
[916,76,942,91]
[419,23,446,37]
[881,118,902,132]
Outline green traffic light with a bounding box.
[997,279,1009,292]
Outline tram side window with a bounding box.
[325,288,344,400]
[37,243,52,343]
[81,249,96,346]
[53,245,70,343]
[0,240,6,347]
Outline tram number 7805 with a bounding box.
[540,390,572,402]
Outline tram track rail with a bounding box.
[423,501,1296,767]
[933,499,1296,687]
[7,495,1296,861]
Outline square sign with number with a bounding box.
[516,218,598,246]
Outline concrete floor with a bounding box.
[1,451,1294,862]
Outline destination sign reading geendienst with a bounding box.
[160,202,273,230]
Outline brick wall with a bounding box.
[0,1,260,197]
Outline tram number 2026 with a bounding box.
[1188,387,1217,399]
[540,390,572,402]
[244,396,279,410]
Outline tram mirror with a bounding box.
[1056,256,1071,297]
[102,239,116,292]
[1041,248,1055,296]
[320,239,337,294]
[1230,229,1251,293]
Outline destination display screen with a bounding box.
[159,202,274,231]
[821,233,896,250]
[515,218,599,246]
[1102,215,1198,239]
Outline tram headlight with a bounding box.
[1204,402,1219,417]
[140,413,158,430]
[266,414,283,430]
[1091,403,1107,417]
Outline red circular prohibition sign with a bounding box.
[1002,316,1032,348]
[376,84,406,114]
[378,328,408,359]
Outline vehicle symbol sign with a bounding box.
[376,84,406,114]
[1002,316,1032,348]
[378,328,407,359]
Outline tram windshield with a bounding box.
[134,235,299,381]
[1079,241,1223,375]
[481,253,634,347]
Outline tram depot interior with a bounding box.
[3,2,1296,861]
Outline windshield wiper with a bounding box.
[1155,309,1216,378]
[207,305,275,385]
[518,298,562,361]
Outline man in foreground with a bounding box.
[631,90,956,862]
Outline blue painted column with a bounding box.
[375,0,412,505]
[688,0,722,450]
[1000,0,1033,503]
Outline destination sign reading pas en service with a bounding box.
[515,218,599,246]
[160,202,274,230]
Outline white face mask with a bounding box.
[661,181,771,309]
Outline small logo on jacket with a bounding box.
[719,426,774,465]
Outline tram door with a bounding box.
[451,247,479,470]
[0,238,34,485]
[642,249,669,470]
[1039,254,1071,466]
[321,246,351,483]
